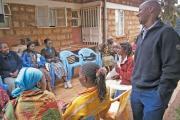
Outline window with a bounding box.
[36,6,49,27]
[56,8,67,27]
[36,6,67,27]
[0,1,11,28]
[49,8,56,27]
[115,9,124,36]
[72,10,80,27]
[81,7,99,28]
[0,0,3,14]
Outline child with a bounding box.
[62,62,111,120]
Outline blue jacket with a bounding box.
[21,51,46,68]
[132,20,180,104]
[0,51,22,79]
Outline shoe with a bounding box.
[64,82,68,89]
[67,81,72,88]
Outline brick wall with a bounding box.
[52,0,143,6]
[107,9,116,37]
[52,0,100,3]
[107,8,140,43]
[0,1,141,50]
[0,3,73,51]
[124,10,140,42]
[107,0,143,7]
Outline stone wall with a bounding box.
[107,0,143,7]
[52,0,143,6]
[0,3,73,51]
[124,10,140,42]
[52,0,100,3]
[107,8,140,43]
[0,1,141,50]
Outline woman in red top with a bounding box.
[115,42,134,85]
[110,42,134,98]
[112,42,134,85]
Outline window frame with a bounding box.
[71,10,81,27]
[0,1,11,29]
[36,6,67,28]
[115,9,124,36]
[56,7,67,27]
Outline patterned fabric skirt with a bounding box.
[0,87,9,109]
[51,62,67,79]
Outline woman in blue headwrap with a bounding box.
[3,68,62,120]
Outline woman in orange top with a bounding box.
[62,62,111,120]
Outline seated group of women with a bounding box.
[0,38,70,99]
[0,40,134,120]
[1,63,111,120]
[22,39,71,90]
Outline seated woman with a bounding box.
[3,68,62,120]
[62,62,111,120]
[106,42,134,97]
[41,39,68,88]
[21,41,53,92]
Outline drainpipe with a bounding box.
[103,0,107,44]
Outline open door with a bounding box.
[81,6,102,45]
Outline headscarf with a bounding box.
[11,67,43,97]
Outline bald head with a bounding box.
[142,0,161,19]
[137,0,161,27]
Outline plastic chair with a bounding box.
[107,87,132,120]
[59,50,81,81]
[78,48,102,66]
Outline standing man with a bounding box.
[0,42,22,94]
[131,0,180,120]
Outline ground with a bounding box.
[54,77,180,120]
[55,77,85,103]
[163,81,180,120]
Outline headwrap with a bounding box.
[11,67,43,97]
